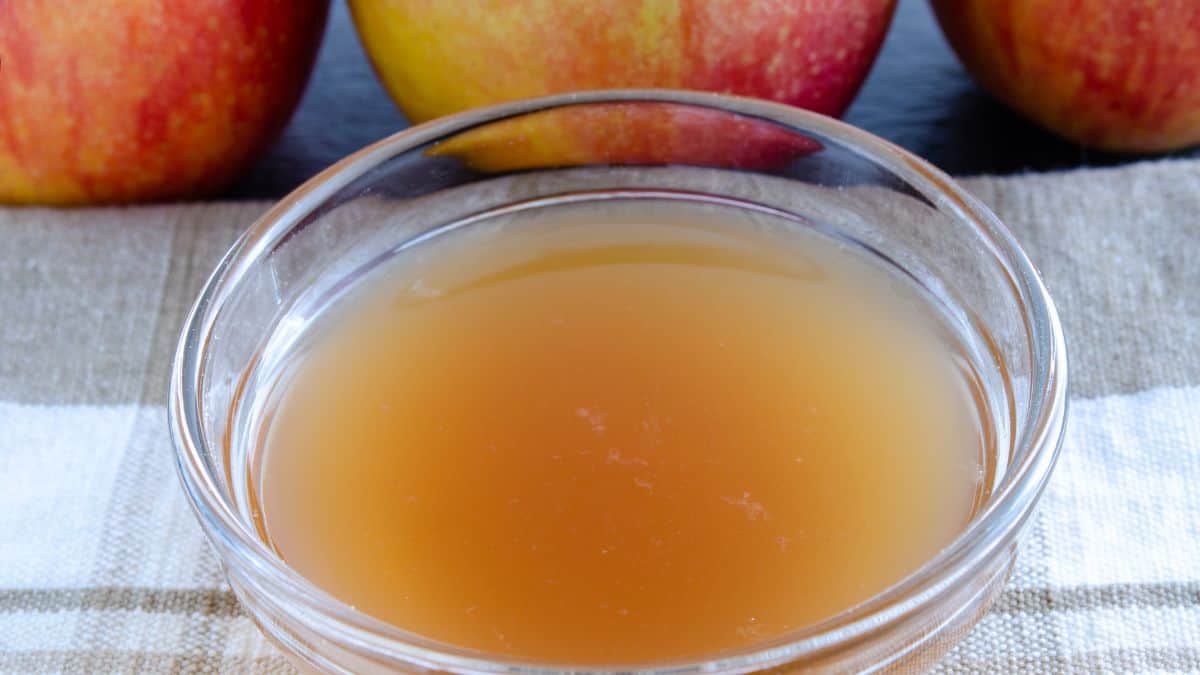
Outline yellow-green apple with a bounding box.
[931,0,1200,153]
[349,1,894,169]
[0,0,329,205]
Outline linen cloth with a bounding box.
[1,158,1199,673]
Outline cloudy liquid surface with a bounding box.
[250,202,988,665]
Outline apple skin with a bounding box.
[931,0,1200,153]
[348,1,893,170]
[349,0,896,120]
[0,0,329,205]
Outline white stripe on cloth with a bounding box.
[0,404,137,589]
[1036,385,1200,588]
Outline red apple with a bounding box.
[0,0,329,205]
[348,1,895,169]
[932,0,1200,153]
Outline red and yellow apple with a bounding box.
[349,1,895,169]
[0,0,329,205]
[932,0,1200,153]
[350,1,896,122]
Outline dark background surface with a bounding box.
[229,0,1200,199]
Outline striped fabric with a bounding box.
[2,159,1199,673]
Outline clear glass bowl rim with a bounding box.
[168,88,1069,674]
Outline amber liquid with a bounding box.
[250,202,988,665]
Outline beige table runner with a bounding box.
[2,159,1199,673]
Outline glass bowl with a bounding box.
[169,89,1067,674]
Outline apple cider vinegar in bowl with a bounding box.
[170,91,1066,673]
[246,200,989,664]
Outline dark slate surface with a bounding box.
[227,0,1200,199]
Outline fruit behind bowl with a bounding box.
[0,0,329,205]
[349,1,895,167]
[931,0,1200,153]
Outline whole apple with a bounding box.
[348,1,896,123]
[0,0,329,205]
[931,0,1200,153]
